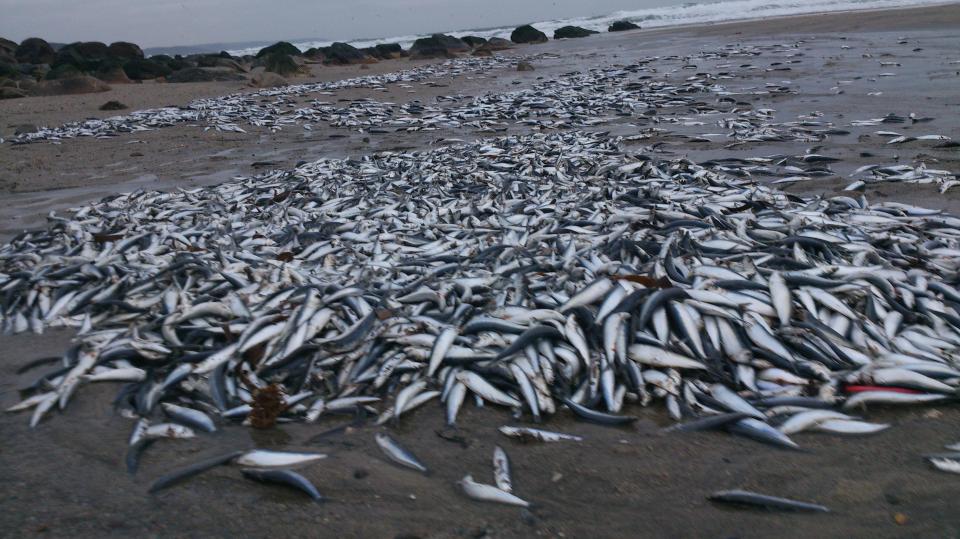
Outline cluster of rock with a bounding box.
[0,21,641,99]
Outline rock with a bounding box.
[263,53,303,77]
[486,37,514,50]
[256,41,301,58]
[52,42,112,72]
[321,42,375,65]
[0,37,16,63]
[249,72,288,88]
[45,64,83,80]
[510,25,548,44]
[99,100,127,111]
[608,20,641,32]
[517,61,535,72]
[107,41,143,60]
[123,58,172,80]
[16,37,56,65]
[14,124,38,135]
[375,43,403,59]
[97,64,132,84]
[0,86,27,99]
[472,49,493,57]
[166,67,246,83]
[553,26,598,39]
[303,47,325,61]
[149,54,189,72]
[461,36,488,48]
[409,34,470,59]
[0,61,16,79]
[198,55,247,72]
[32,75,110,96]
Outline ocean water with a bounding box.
[218,0,947,57]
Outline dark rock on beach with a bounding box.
[256,41,301,58]
[45,64,83,80]
[553,26,599,39]
[122,58,172,80]
[511,25,548,44]
[32,75,110,96]
[198,55,247,72]
[166,66,247,83]
[364,43,404,60]
[149,54,189,72]
[263,53,303,77]
[485,37,514,50]
[409,34,470,59]
[15,37,56,65]
[99,100,127,111]
[97,63,133,84]
[517,60,535,71]
[320,42,375,65]
[0,37,16,63]
[461,36,488,48]
[107,41,144,60]
[608,20,641,32]
[0,86,28,99]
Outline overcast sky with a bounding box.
[0,0,669,48]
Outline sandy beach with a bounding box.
[2,4,960,537]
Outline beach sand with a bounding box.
[1,4,960,537]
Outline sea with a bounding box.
[143,0,949,57]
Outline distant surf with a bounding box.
[148,0,948,57]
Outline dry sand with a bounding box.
[1,4,960,537]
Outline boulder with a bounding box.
[256,41,301,58]
[1,87,28,99]
[409,34,470,59]
[166,67,246,83]
[123,58,172,80]
[553,26,598,39]
[517,61,535,72]
[608,20,641,32]
[461,36,488,48]
[52,42,112,72]
[45,63,83,80]
[375,43,403,58]
[263,53,303,77]
[510,25,548,44]
[149,54,189,72]
[486,37,514,50]
[321,42,374,65]
[303,47,325,61]
[0,37,16,63]
[99,100,127,111]
[97,64,132,84]
[32,75,110,96]
[0,61,16,79]
[15,37,56,65]
[472,49,493,57]
[108,41,143,60]
[198,55,247,72]
[250,72,288,88]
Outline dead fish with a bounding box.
[375,433,428,473]
[709,489,829,512]
[241,468,324,501]
[459,474,529,507]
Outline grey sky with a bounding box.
[0,0,672,48]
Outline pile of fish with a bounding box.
[9,43,830,148]
[4,130,960,492]
[7,54,528,144]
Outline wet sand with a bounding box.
[2,4,960,537]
